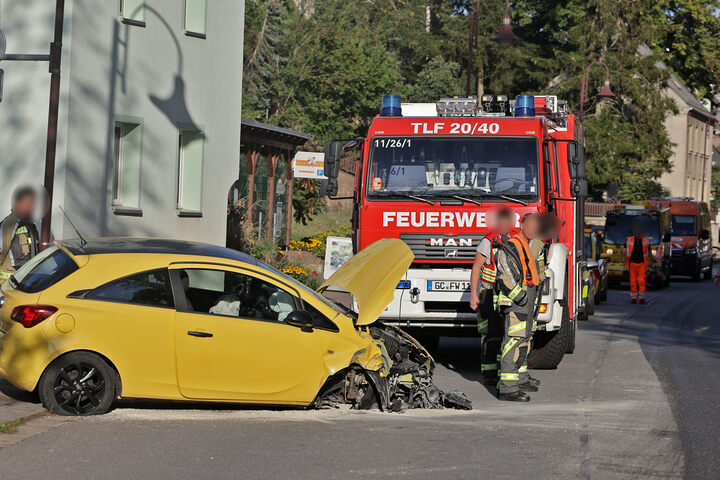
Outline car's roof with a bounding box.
[58,238,260,265]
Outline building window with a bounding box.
[184,0,207,38]
[112,121,143,211]
[177,129,204,214]
[119,0,146,26]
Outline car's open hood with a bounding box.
[318,238,413,326]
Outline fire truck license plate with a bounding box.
[427,280,470,292]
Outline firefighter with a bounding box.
[495,213,540,402]
[470,208,514,385]
[623,223,651,304]
[0,187,40,281]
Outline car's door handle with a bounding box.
[187,330,213,338]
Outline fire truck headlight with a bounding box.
[651,249,657,256]
[606,248,613,255]
[685,247,697,255]
[437,97,477,117]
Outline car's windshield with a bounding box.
[671,214,697,236]
[366,137,538,201]
[604,214,661,245]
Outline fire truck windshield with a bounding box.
[366,136,538,201]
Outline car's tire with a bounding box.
[39,351,116,416]
[597,286,608,302]
[586,291,595,316]
[528,303,570,369]
[692,264,701,282]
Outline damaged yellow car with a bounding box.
[0,237,469,415]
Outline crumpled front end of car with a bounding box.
[314,322,472,412]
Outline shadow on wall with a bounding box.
[65,4,201,239]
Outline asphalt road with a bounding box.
[1,272,718,480]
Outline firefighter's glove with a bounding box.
[514,290,528,307]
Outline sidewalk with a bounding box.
[0,377,46,425]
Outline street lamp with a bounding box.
[492,0,520,45]
[466,0,520,97]
[580,60,615,122]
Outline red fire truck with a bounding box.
[322,94,587,368]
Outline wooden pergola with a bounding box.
[239,119,311,245]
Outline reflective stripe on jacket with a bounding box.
[625,236,650,267]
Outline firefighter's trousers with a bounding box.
[477,290,502,378]
[498,286,538,394]
[628,262,647,300]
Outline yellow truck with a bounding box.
[601,204,672,287]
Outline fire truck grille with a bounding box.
[399,233,484,261]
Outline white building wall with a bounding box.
[0,0,244,245]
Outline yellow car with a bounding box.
[0,237,458,415]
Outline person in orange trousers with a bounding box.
[624,224,652,304]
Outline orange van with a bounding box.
[652,198,713,280]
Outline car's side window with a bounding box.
[86,269,174,308]
[178,269,296,322]
[303,300,339,332]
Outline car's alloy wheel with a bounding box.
[40,352,116,416]
[53,363,106,414]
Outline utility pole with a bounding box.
[40,0,66,249]
[0,1,65,249]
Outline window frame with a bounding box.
[78,268,176,309]
[119,0,147,27]
[111,117,144,216]
[183,0,208,39]
[176,126,205,217]
[168,263,339,332]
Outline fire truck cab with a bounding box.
[322,94,587,369]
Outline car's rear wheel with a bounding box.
[39,352,116,416]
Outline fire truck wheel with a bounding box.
[408,330,440,353]
[527,304,571,369]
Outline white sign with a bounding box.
[324,236,353,280]
[293,151,326,179]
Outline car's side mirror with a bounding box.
[285,310,314,331]
[587,260,599,268]
[662,233,671,243]
[700,229,710,240]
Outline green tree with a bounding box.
[406,56,462,102]
[655,0,720,102]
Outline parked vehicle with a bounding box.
[0,238,469,416]
[322,94,587,369]
[601,204,671,288]
[651,198,713,281]
[578,226,608,321]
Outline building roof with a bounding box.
[59,237,259,265]
[637,44,714,121]
[241,118,312,151]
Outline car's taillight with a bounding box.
[11,305,58,328]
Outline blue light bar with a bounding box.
[515,95,535,116]
[396,280,411,289]
[381,94,402,116]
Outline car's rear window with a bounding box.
[11,246,79,293]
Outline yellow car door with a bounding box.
[170,263,334,405]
